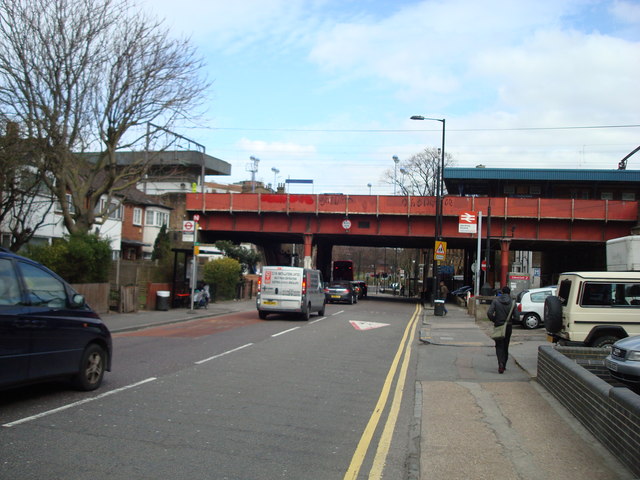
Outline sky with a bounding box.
[140,0,640,195]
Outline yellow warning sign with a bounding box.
[434,240,447,261]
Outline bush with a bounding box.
[25,232,112,283]
[202,257,242,300]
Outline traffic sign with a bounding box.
[342,218,352,230]
[458,211,477,233]
[183,221,195,232]
[434,240,447,261]
[481,259,487,271]
[193,214,200,222]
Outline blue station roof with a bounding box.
[444,168,640,183]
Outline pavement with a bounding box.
[100,298,256,333]
[415,303,635,480]
[99,298,635,480]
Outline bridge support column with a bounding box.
[303,234,313,269]
[500,239,511,288]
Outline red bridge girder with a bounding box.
[186,193,638,246]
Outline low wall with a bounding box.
[537,345,640,477]
[472,296,494,321]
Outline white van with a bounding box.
[545,271,640,348]
[257,266,326,320]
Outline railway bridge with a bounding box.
[185,192,638,287]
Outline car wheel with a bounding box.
[73,344,106,391]
[349,296,354,305]
[544,296,563,334]
[522,313,541,329]
[303,304,311,321]
[258,311,268,320]
[589,335,620,350]
[318,303,326,316]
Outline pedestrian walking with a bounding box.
[487,286,519,373]
[438,281,449,315]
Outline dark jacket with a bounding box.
[487,294,518,326]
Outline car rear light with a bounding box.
[517,303,522,312]
[257,276,262,293]
[302,278,307,295]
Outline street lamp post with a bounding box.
[271,167,280,192]
[392,155,399,194]
[367,183,372,195]
[410,115,446,305]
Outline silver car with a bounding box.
[516,286,556,329]
[606,335,640,393]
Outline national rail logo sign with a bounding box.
[458,211,477,233]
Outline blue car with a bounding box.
[0,248,112,391]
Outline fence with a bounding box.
[71,283,109,314]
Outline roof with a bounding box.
[85,150,231,176]
[559,272,640,280]
[444,168,640,183]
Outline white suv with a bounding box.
[516,286,556,329]
[545,271,640,348]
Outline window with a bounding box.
[133,208,142,226]
[145,210,169,227]
[530,291,552,303]
[580,282,640,307]
[600,192,613,200]
[55,193,75,214]
[158,212,169,226]
[17,261,67,308]
[529,185,541,195]
[622,192,636,201]
[0,259,22,306]
[99,199,122,220]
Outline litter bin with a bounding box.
[156,291,170,311]
[434,299,445,316]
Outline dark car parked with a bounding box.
[325,281,358,304]
[353,281,368,298]
[0,248,112,392]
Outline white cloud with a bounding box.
[136,0,640,191]
[473,29,640,122]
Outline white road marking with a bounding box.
[350,321,390,331]
[310,316,327,324]
[271,327,300,337]
[2,377,157,428]
[195,343,254,365]
[332,310,345,316]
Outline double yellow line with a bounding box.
[343,303,421,480]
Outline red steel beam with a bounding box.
[187,193,638,243]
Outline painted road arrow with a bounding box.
[349,321,390,331]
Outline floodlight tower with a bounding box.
[247,156,260,192]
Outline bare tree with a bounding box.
[0,0,209,234]
[0,122,55,251]
[382,147,455,196]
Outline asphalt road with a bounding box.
[1,297,419,479]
